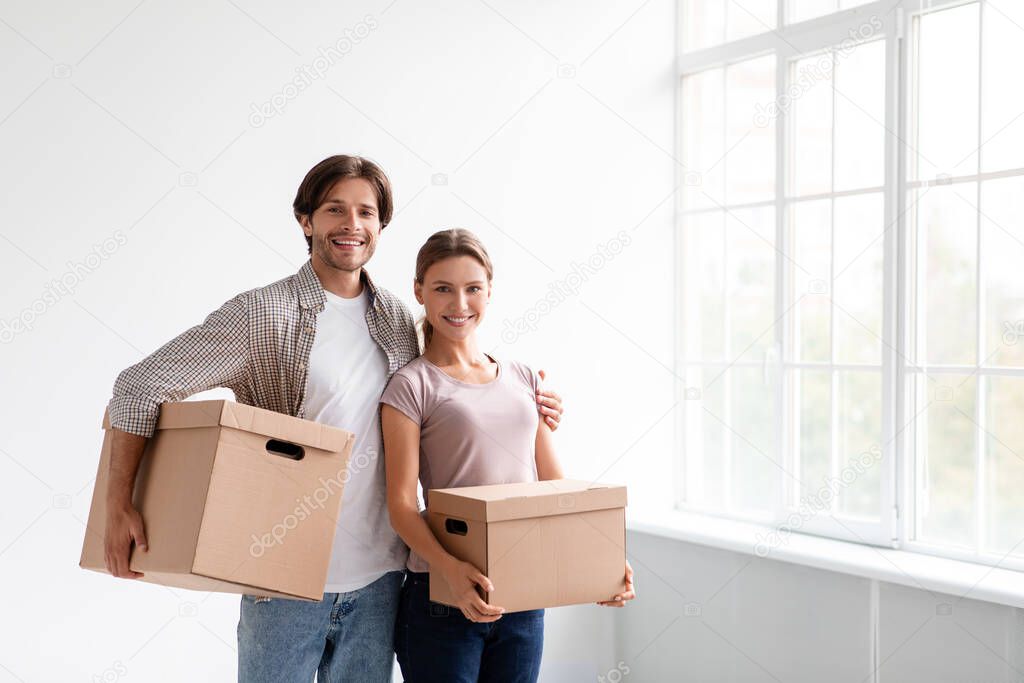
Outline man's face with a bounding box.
[301,177,382,273]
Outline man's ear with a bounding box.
[413,280,423,305]
[298,214,313,237]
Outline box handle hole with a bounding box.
[445,518,468,536]
[266,439,305,460]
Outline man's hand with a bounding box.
[104,504,147,579]
[536,369,564,431]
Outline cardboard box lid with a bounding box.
[428,479,627,523]
[101,400,352,453]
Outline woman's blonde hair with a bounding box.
[414,228,494,350]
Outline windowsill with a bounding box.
[627,508,1024,610]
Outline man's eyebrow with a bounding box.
[322,199,377,210]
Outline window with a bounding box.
[904,0,1024,568]
[676,0,1024,571]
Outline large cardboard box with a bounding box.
[80,399,355,601]
[427,479,627,612]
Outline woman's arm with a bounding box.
[381,404,505,623]
[534,412,564,480]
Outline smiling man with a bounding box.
[101,155,564,682]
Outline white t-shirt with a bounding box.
[303,286,409,592]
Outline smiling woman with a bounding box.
[412,229,494,349]
[379,227,633,683]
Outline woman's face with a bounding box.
[415,255,491,344]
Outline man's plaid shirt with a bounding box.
[108,260,420,437]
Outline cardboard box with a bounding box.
[80,399,355,601]
[427,479,627,612]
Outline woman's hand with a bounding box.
[440,557,505,623]
[536,369,564,431]
[598,560,636,607]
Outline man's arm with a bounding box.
[105,429,149,578]
[104,291,251,578]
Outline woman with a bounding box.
[380,228,634,683]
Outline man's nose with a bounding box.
[339,210,361,230]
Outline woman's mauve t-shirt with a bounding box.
[379,354,540,572]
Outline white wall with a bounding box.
[0,0,675,680]
[618,530,1024,683]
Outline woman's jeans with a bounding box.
[395,570,545,683]
[236,570,404,682]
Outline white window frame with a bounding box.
[674,0,1024,572]
[898,0,1024,573]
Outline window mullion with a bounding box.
[881,6,906,546]
[720,66,732,511]
[829,47,839,517]
[776,48,789,519]
[973,0,986,558]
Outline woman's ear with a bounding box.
[413,280,423,305]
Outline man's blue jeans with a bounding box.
[236,570,404,682]
[395,571,545,683]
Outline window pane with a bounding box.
[836,370,882,517]
[726,0,778,43]
[682,211,726,361]
[791,199,831,362]
[727,206,776,361]
[980,177,1024,366]
[682,67,725,210]
[684,367,727,509]
[833,38,885,192]
[913,183,978,365]
[795,369,831,503]
[833,192,884,364]
[914,3,980,181]
[683,0,725,52]
[725,54,776,204]
[984,376,1024,556]
[787,0,872,24]
[980,0,1024,174]
[918,375,977,547]
[790,52,833,197]
[731,366,779,513]
[788,0,837,24]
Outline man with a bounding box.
[102,155,564,682]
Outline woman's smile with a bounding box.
[441,314,476,327]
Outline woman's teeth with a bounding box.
[443,315,473,325]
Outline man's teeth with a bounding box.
[331,239,363,246]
